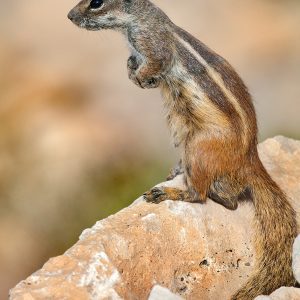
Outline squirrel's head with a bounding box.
[68,0,133,30]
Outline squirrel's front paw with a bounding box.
[127,56,141,87]
[127,56,161,89]
[143,187,167,204]
[127,55,139,72]
[129,72,161,89]
[138,76,161,89]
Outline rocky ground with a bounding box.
[9,136,300,300]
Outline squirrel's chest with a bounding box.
[160,63,203,147]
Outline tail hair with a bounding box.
[231,164,297,299]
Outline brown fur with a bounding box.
[68,1,298,298]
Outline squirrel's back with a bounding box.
[162,25,257,153]
[160,23,297,300]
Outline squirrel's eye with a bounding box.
[89,0,104,9]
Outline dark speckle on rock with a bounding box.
[199,259,209,266]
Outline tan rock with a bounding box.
[148,285,183,300]
[255,287,300,300]
[293,235,300,284]
[9,136,300,300]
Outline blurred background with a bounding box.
[0,0,299,298]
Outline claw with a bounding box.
[152,187,165,198]
[143,187,166,204]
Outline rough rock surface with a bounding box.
[293,235,300,284]
[9,136,300,300]
[255,287,300,300]
[148,285,183,300]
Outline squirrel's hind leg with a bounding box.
[208,176,250,210]
[208,191,238,210]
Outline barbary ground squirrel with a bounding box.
[68,1,297,299]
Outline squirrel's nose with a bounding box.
[68,10,76,21]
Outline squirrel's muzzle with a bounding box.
[67,10,76,22]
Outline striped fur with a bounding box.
[68,0,298,298]
[162,23,297,299]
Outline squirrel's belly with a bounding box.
[160,68,194,148]
[167,110,190,148]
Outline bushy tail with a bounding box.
[232,163,297,300]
